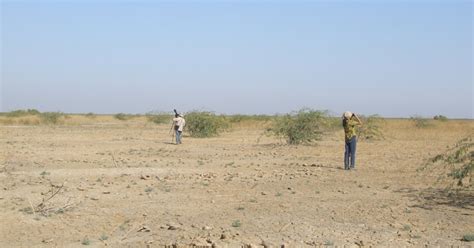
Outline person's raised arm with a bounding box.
[353,113,363,125]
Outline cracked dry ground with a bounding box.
[0,118,473,247]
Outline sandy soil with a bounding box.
[0,117,473,247]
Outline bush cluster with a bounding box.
[267,108,331,145]
[433,115,448,121]
[40,112,64,125]
[185,111,230,138]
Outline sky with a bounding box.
[1,0,473,118]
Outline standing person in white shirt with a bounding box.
[172,113,185,144]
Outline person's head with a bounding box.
[175,113,179,118]
[343,111,353,120]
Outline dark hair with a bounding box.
[175,113,179,118]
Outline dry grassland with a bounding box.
[0,115,473,247]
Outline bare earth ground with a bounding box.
[0,116,473,247]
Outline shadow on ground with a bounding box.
[395,187,474,210]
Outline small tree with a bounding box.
[267,108,331,145]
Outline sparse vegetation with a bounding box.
[266,108,331,145]
[81,237,91,245]
[358,114,385,140]
[2,113,472,246]
[402,224,411,231]
[85,112,96,118]
[423,136,473,187]
[410,115,431,128]
[40,112,64,125]
[114,113,131,121]
[145,187,153,193]
[5,109,40,117]
[462,234,474,242]
[119,220,131,231]
[324,240,334,246]
[99,234,108,241]
[2,110,64,125]
[40,171,50,177]
[146,114,170,124]
[433,115,448,121]
[19,183,75,217]
[231,220,241,227]
[19,206,34,215]
[185,111,230,138]
[227,114,273,123]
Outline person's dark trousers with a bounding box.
[344,136,357,170]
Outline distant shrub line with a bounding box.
[5,109,40,117]
[1,109,65,125]
[1,109,391,144]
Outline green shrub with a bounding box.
[410,115,431,128]
[114,113,131,121]
[185,111,230,138]
[433,115,448,121]
[358,115,385,140]
[99,234,108,241]
[462,234,474,242]
[85,112,96,119]
[231,220,241,227]
[40,112,63,125]
[267,108,331,145]
[81,237,91,245]
[426,136,473,186]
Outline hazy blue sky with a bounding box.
[1,0,472,118]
